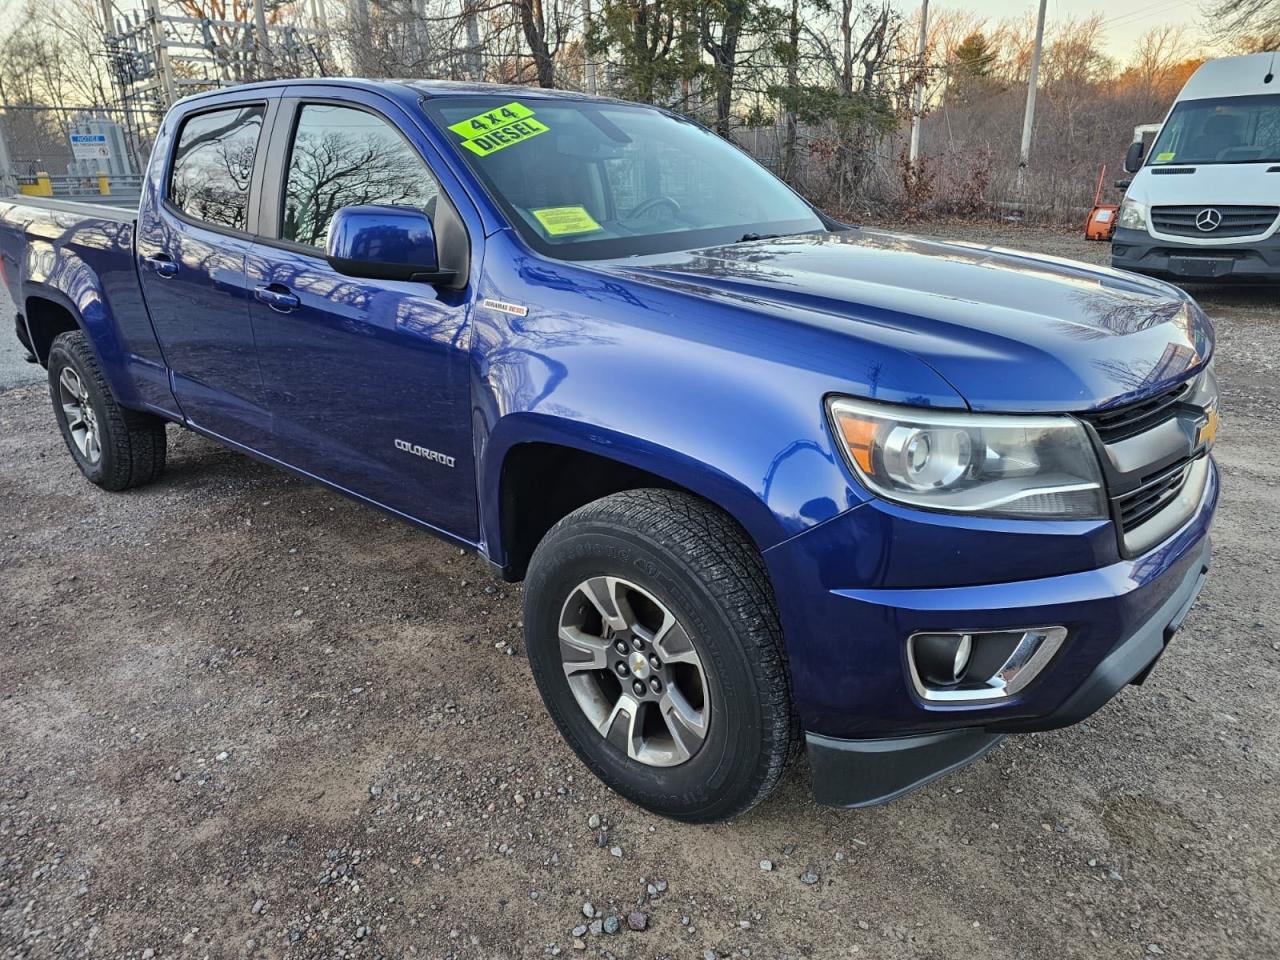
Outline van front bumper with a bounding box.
[763,457,1217,807]
[1111,226,1280,280]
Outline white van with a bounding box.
[1113,52,1280,282]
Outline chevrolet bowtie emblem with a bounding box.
[1196,407,1220,448]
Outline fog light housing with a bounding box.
[907,627,1067,703]
[911,632,974,685]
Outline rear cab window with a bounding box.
[168,105,266,231]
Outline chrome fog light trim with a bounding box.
[907,627,1068,704]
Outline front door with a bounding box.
[136,100,274,445]
[245,98,477,540]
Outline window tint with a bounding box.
[169,105,265,231]
[282,104,440,248]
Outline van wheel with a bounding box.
[47,331,167,491]
[524,489,799,822]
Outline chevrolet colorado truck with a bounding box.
[1,79,1219,822]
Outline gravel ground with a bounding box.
[1,224,1277,960]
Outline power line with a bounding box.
[1101,0,1192,30]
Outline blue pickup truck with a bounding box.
[1,79,1218,822]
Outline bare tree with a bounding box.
[1205,0,1280,50]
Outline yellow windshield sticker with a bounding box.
[1154,151,1176,162]
[449,102,549,157]
[532,206,603,236]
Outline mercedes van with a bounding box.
[1113,51,1280,281]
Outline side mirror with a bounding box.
[325,204,455,284]
[1114,178,1132,190]
[1123,141,1145,174]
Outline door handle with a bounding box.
[254,285,301,312]
[143,254,177,278]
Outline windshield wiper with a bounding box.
[736,232,783,243]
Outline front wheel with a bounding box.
[523,489,799,822]
[47,331,167,491]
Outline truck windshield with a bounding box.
[422,96,826,260]
[1148,94,1280,166]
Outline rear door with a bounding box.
[245,90,479,540]
[136,93,280,444]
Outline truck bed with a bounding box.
[0,193,175,417]
[5,195,138,222]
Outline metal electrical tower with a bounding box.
[100,0,330,125]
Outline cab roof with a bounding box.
[174,77,621,108]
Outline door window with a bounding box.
[168,105,265,231]
[281,104,440,248]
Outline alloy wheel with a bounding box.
[558,576,711,767]
[58,366,101,464]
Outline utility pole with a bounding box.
[1015,0,1048,198]
[908,0,928,165]
[253,0,273,77]
[464,4,481,79]
[99,0,115,36]
[349,0,371,74]
[582,0,597,95]
[145,0,176,106]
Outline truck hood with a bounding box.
[598,228,1213,412]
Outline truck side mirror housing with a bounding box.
[326,205,455,284]
[1123,141,1145,174]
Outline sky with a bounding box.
[941,0,1208,58]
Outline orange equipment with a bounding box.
[1085,165,1119,241]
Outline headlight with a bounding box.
[1117,197,1147,231]
[827,397,1107,519]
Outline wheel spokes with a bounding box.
[559,625,612,676]
[598,693,643,760]
[580,576,633,633]
[652,612,700,667]
[659,687,707,762]
[58,367,82,399]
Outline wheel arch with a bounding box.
[19,256,142,409]
[24,291,84,366]
[481,414,788,581]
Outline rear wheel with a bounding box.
[524,489,799,822]
[47,331,167,491]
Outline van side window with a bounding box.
[169,105,265,231]
[281,104,440,248]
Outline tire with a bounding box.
[524,488,800,822]
[47,331,167,491]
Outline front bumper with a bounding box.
[1111,226,1280,281]
[805,535,1209,806]
[763,456,1217,806]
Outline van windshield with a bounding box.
[421,96,826,260]
[1148,94,1280,165]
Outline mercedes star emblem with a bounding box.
[1195,208,1223,232]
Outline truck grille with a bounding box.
[1150,205,1279,238]
[1115,457,1194,532]
[1080,380,1192,443]
[1080,369,1216,555]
